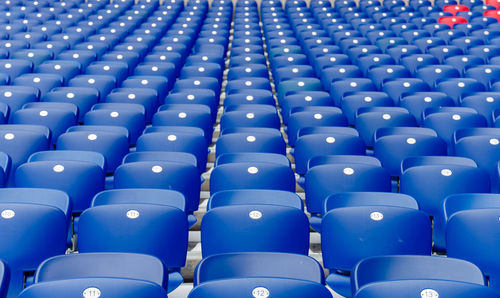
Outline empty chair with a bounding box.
[85,103,146,145]
[78,203,188,292]
[323,192,419,214]
[15,151,105,213]
[400,156,491,250]
[136,131,208,172]
[34,253,167,289]
[0,124,50,184]
[374,127,447,176]
[210,162,295,194]
[322,206,432,296]
[416,65,460,89]
[305,156,392,231]
[341,92,394,125]
[465,65,500,90]
[367,65,411,90]
[19,278,167,298]
[0,59,32,82]
[330,78,377,107]
[461,92,500,126]
[42,87,99,123]
[122,76,169,105]
[12,74,63,99]
[436,78,486,105]
[447,209,500,290]
[11,105,77,147]
[0,202,67,298]
[352,255,486,294]
[423,107,487,154]
[105,88,158,123]
[382,78,431,104]
[294,131,366,176]
[36,61,80,84]
[201,204,309,258]
[194,252,323,286]
[56,128,129,173]
[280,91,333,125]
[454,128,500,192]
[114,159,200,217]
[0,86,38,115]
[287,107,348,147]
[68,75,116,101]
[189,278,333,298]
[400,92,455,124]
[355,107,417,147]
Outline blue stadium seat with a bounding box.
[454,128,500,192]
[56,129,128,174]
[447,209,500,290]
[423,107,488,154]
[68,75,116,101]
[16,150,105,213]
[322,206,432,296]
[201,205,309,257]
[436,78,486,104]
[305,155,391,231]
[114,160,200,217]
[400,156,491,250]
[400,92,455,124]
[374,127,447,176]
[355,107,417,147]
[136,131,208,173]
[0,203,66,298]
[78,203,188,292]
[323,192,419,214]
[85,103,146,145]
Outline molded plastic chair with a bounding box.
[374,127,447,176]
[114,160,200,216]
[454,128,500,192]
[447,209,500,290]
[400,156,491,250]
[355,107,417,147]
[0,203,66,298]
[78,203,188,292]
[215,131,286,157]
[322,206,432,297]
[20,150,105,198]
[201,205,310,258]
[305,156,392,231]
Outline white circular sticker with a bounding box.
[246,113,255,119]
[441,169,452,176]
[247,136,256,142]
[1,209,14,219]
[252,287,270,297]
[88,134,97,141]
[110,111,119,118]
[167,134,177,141]
[248,167,259,174]
[152,165,163,173]
[326,137,336,143]
[314,113,323,120]
[178,112,187,119]
[126,210,140,219]
[343,167,355,175]
[83,287,101,298]
[490,138,499,145]
[407,137,416,145]
[4,133,14,140]
[249,211,262,220]
[53,165,65,172]
[370,211,384,221]
[420,288,439,298]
